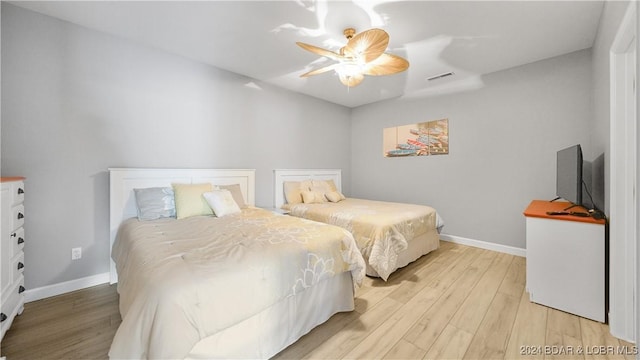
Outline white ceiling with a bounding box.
[10,1,604,108]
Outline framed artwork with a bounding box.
[383,118,449,157]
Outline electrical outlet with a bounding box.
[71,247,82,260]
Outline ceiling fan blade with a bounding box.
[339,72,364,87]
[364,53,410,76]
[296,42,344,61]
[300,64,338,77]
[342,28,389,63]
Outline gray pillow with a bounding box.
[134,187,176,220]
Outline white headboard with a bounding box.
[273,169,342,209]
[109,168,256,284]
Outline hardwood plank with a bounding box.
[545,308,584,360]
[498,255,526,298]
[301,297,403,359]
[404,249,497,351]
[1,284,120,360]
[342,281,445,359]
[449,252,514,334]
[381,339,427,360]
[463,292,521,359]
[504,291,548,360]
[423,324,474,360]
[580,318,627,360]
[355,243,468,314]
[387,242,467,304]
[618,339,638,360]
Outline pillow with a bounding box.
[312,179,338,192]
[283,180,312,204]
[133,187,176,220]
[203,190,241,217]
[325,191,346,203]
[309,186,329,202]
[218,184,248,208]
[172,183,214,219]
[301,190,326,204]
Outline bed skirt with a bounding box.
[365,230,440,278]
[185,272,354,359]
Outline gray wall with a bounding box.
[350,49,593,249]
[1,4,351,289]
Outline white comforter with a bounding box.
[109,208,365,359]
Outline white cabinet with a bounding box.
[1,178,26,340]
[524,200,606,322]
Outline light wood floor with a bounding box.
[1,241,635,359]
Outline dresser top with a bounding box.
[524,200,605,225]
[0,177,25,183]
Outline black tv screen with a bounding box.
[556,144,583,205]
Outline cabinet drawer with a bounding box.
[10,181,25,206]
[1,276,25,339]
[10,227,25,256]
[12,253,25,284]
[11,204,24,231]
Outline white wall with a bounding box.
[0,4,351,290]
[350,49,593,250]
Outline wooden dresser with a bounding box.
[1,177,26,340]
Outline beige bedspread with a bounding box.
[110,207,365,359]
[283,198,439,280]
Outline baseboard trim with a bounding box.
[440,234,526,257]
[24,272,110,303]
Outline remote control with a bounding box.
[569,211,590,217]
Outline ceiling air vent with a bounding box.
[427,72,455,81]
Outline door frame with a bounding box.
[609,0,637,343]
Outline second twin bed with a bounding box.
[274,169,444,281]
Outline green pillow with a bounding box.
[172,183,214,219]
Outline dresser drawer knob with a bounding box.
[0,313,6,322]
[17,262,24,270]
[17,212,24,219]
[17,188,24,195]
[18,237,24,244]
[18,286,25,294]
[11,232,16,238]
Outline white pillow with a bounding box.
[203,190,241,217]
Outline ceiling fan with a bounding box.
[296,28,409,87]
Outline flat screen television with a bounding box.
[556,144,583,206]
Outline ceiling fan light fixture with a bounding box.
[336,62,364,77]
[339,72,364,87]
[296,27,409,88]
[343,28,356,40]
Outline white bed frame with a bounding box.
[109,168,255,284]
[273,169,342,208]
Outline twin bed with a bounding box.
[108,168,365,359]
[108,168,442,359]
[274,169,443,281]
